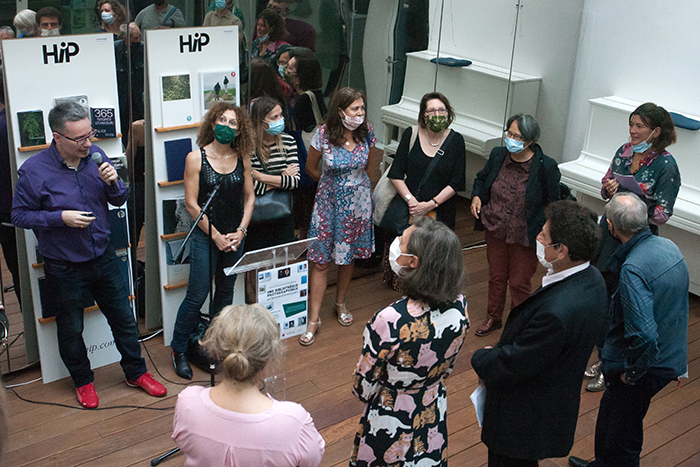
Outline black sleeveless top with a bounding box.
[197,148,245,234]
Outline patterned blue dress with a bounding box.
[307,124,376,265]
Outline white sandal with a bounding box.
[299,319,321,346]
[335,302,353,326]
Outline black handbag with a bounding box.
[379,129,456,235]
[250,189,293,223]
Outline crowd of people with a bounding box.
[0,3,691,467]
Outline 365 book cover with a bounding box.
[91,107,117,138]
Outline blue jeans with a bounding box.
[592,367,673,466]
[43,247,146,388]
[170,228,243,353]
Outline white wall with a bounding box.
[428,0,584,161]
[562,0,700,163]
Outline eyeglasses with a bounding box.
[504,130,524,142]
[60,129,97,145]
[425,108,448,116]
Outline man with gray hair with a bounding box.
[569,192,689,467]
[12,101,166,408]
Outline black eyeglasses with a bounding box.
[504,130,524,142]
[59,129,97,145]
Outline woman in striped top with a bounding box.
[247,96,300,252]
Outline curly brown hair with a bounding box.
[197,102,253,158]
[258,9,287,42]
[630,102,677,154]
[324,87,368,147]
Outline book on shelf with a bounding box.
[161,74,194,127]
[164,138,192,182]
[165,237,190,285]
[17,110,46,147]
[162,198,193,235]
[200,70,237,116]
[91,107,117,138]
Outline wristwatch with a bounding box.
[404,194,413,202]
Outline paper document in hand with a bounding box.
[613,174,644,196]
[470,384,486,427]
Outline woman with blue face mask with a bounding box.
[96,0,127,37]
[246,97,300,252]
[584,102,680,392]
[470,114,561,337]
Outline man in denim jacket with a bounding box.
[570,192,688,467]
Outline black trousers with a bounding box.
[0,211,21,307]
[488,450,538,467]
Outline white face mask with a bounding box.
[388,237,413,275]
[340,109,364,131]
[536,240,559,272]
[40,28,60,37]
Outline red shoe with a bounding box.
[126,372,167,397]
[76,382,99,408]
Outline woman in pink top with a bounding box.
[173,304,325,466]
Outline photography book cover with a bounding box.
[17,110,46,147]
[91,107,117,138]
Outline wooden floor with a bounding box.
[2,199,700,466]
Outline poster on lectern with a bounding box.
[257,262,309,340]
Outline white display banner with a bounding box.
[143,26,241,345]
[257,262,309,340]
[1,34,129,384]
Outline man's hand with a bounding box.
[62,211,96,228]
[98,162,118,185]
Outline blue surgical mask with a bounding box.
[101,12,115,24]
[259,33,269,42]
[265,117,285,136]
[505,137,524,154]
[631,133,655,154]
[278,64,285,77]
[214,0,226,9]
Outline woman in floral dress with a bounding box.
[351,217,470,466]
[299,87,381,346]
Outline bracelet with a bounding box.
[404,193,413,202]
[237,225,248,236]
[432,197,439,207]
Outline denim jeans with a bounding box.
[170,228,243,353]
[592,369,673,467]
[43,247,146,387]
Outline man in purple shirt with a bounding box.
[11,101,166,408]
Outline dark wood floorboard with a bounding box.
[2,197,700,466]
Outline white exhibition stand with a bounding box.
[1,34,131,383]
[142,26,242,345]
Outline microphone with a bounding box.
[91,152,115,186]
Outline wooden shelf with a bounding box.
[18,134,123,152]
[18,143,49,152]
[163,282,188,290]
[154,122,201,133]
[161,232,187,240]
[157,179,184,187]
[38,295,135,324]
[32,263,43,269]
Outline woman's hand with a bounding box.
[281,163,300,177]
[409,201,435,217]
[213,232,234,252]
[604,178,620,197]
[470,196,481,218]
[251,169,261,181]
[225,230,245,252]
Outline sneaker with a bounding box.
[584,360,601,379]
[586,372,606,392]
[126,372,167,397]
[76,382,99,408]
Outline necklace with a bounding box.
[426,129,445,147]
[209,144,234,159]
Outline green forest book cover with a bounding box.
[17,110,46,147]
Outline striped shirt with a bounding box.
[251,133,300,195]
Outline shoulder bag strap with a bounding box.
[161,6,178,27]
[304,90,324,126]
[416,129,456,194]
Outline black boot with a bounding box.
[172,350,193,379]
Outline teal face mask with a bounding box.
[214,0,226,9]
[278,64,285,77]
[505,137,524,153]
[214,124,237,144]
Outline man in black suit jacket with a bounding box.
[472,201,607,466]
